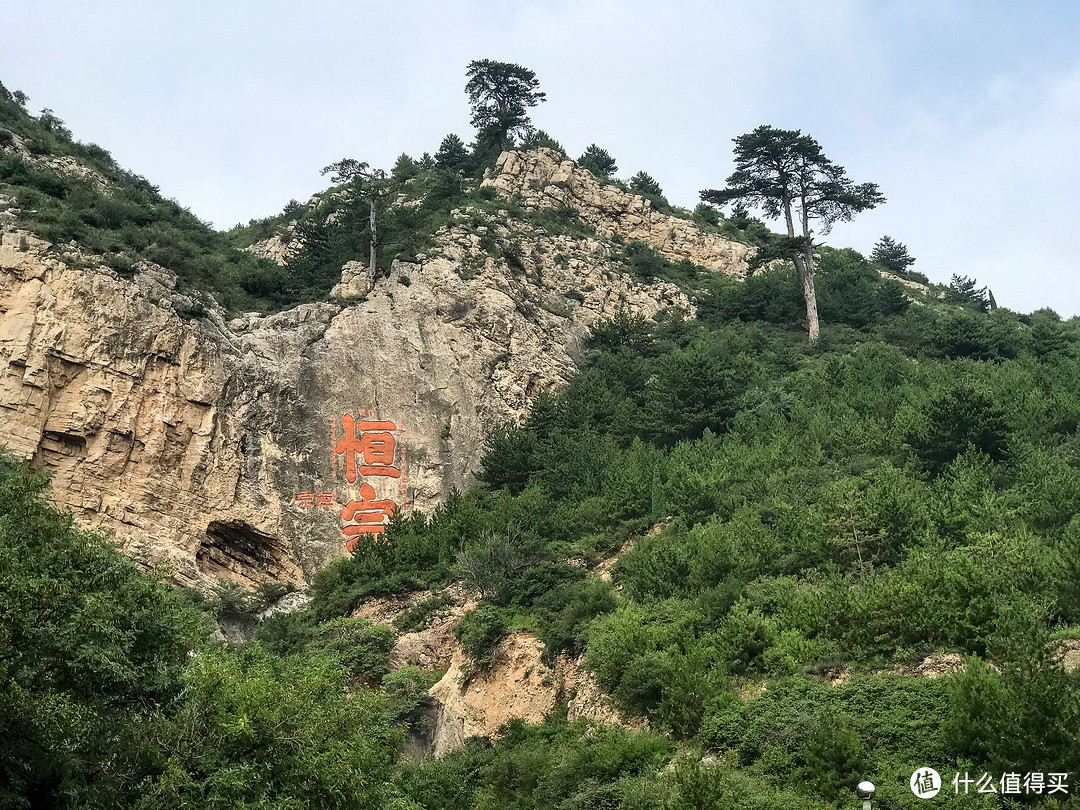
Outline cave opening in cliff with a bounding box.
[198,519,299,586]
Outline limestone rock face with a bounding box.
[482,148,753,274]
[0,230,337,588]
[426,630,639,757]
[0,217,690,590]
[330,260,375,298]
[246,226,299,266]
[1059,639,1080,673]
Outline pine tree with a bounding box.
[464,59,546,146]
[870,235,916,275]
[434,134,469,173]
[578,144,618,177]
[702,125,884,342]
[629,171,663,198]
[945,274,990,313]
[391,153,418,181]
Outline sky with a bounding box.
[3,0,1080,315]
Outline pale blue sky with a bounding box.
[4,0,1080,314]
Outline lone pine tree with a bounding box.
[702,125,884,342]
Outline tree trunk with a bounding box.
[785,198,820,342]
[799,251,820,343]
[798,203,820,343]
[368,196,377,278]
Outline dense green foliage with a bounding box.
[700,247,910,330]
[296,281,1080,807]
[134,646,398,808]
[0,459,204,806]
[0,456,431,808]
[233,160,471,305]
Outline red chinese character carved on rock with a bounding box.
[341,483,398,551]
[294,492,315,508]
[334,414,401,483]
[316,492,333,507]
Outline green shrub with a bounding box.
[944,611,1080,776]
[0,456,205,805]
[138,645,394,808]
[455,605,511,669]
[303,616,395,684]
[519,129,567,157]
[906,385,1009,474]
[393,593,454,633]
[210,580,257,618]
[692,202,720,226]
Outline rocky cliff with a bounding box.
[0,150,750,590]
[344,582,641,759]
[482,148,753,272]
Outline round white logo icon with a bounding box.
[910,767,942,798]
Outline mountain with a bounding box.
[0,107,753,590]
[3,79,1080,809]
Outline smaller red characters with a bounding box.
[294,492,315,508]
[316,492,333,507]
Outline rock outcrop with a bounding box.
[0,205,693,589]
[349,575,644,760]
[351,583,478,672]
[0,143,753,591]
[1059,639,1080,673]
[213,590,314,646]
[246,228,299,266]
[482,148,752,274]
[427,630,641,758]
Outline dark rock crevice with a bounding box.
[197,519,301,586]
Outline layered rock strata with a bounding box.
[0,222,695,589]
[482,148,752,274]
[0,147,751,590]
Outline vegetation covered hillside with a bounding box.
[4,278,1080,806]
[295,273,1080,808]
